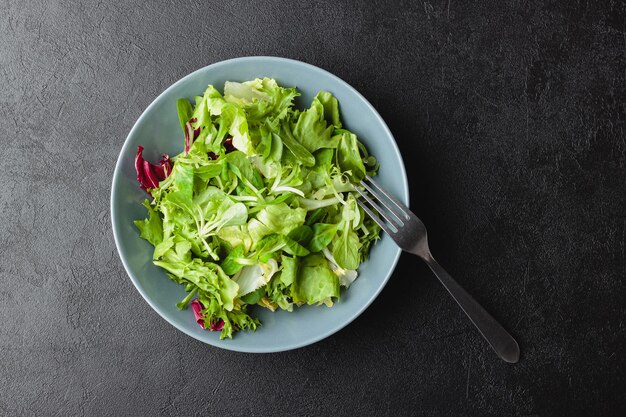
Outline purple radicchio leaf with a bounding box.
[135,145,172,193]
[190,299,225,331]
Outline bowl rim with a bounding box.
[111,56,409,352]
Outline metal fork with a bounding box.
[355,176,520,363]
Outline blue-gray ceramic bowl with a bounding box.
[111,57,408,352]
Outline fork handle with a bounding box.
[422,254,520,363]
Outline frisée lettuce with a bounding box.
[134,78,380,339]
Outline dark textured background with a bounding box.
[1,0,624,416]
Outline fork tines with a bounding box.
[354,176,410,235]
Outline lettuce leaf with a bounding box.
[134,200,163,246]
[315,91,342,128]
[248,203,306,244]
[293,94,339,152]
[176,98,193,133]
[336,131,366,181]
[293,254,340,305]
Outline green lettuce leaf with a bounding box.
[281,235,310,256]
[336,131,366,181]
[332,195,362,269]
[248,203,306,244]
[134,200,163,246]
[315,91,342,128]
[293,96,339,153]
[220,245,248,275]
[308,223,338,253]
[233,259,278,297]
[224,78,299,128]
[266,255,296,311]
[332,228,361,270]
[280,254,297,286]
[176,98,193,132]
[293,254,340,305]
[279,123,315,167]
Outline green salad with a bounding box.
[134,78,380,338]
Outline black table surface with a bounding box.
[2,1,624,416]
